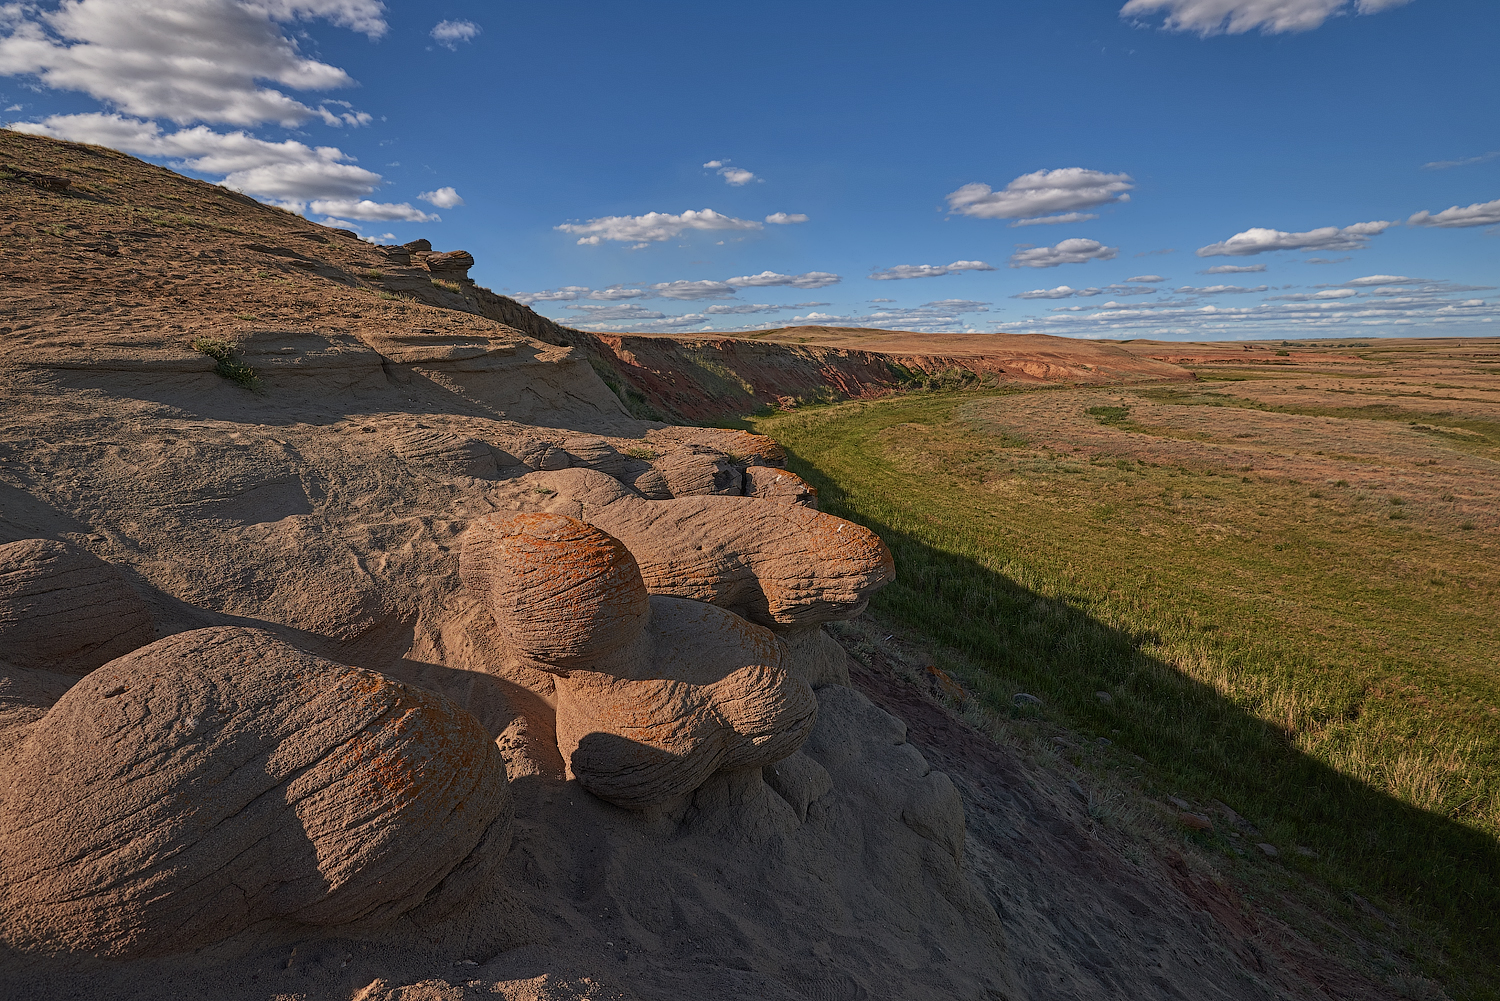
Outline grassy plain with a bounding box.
[745,339,1500,998]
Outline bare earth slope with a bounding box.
[0,131,1405,1000]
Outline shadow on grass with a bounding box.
[785,443,1500,1000]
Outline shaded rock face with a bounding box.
[0,627,511,959]
[460,513,817,810]
[0,538,154,675]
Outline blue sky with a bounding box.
[3,0,1497,340]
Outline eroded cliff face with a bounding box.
[0,132,1394,1001]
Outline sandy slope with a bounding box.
[0,132,1407,1000]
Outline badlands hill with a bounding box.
[0,130,1408,1001]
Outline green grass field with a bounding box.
[745,386,1500,999]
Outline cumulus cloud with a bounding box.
[1126,274,1166,283]
[308,197,437,222]
[946,168,1133,225]
[10,112,381,201]
[1266,289,1359,301]
[0,0,383,127]
[724,270,841,289]
[1339,274,1420,286]
[418,186,463,208]
[1013,286,1083,299]
[703,159,757,185]
[1007,211,1100,227]
[869,260,996,280]
[1175,284,1270,294]
[1009,239,1118,269]
[430,19,479,49]
[511,286,589,304]
[1408,199,1500,229]
[1119,0,1410,37]
[1196,220,1395,257]
[557,209,761,246]
[1013,282,1159,299]
[587,286,652,300]
[764,212,808,224]
[564,303,667,322]
[704,303,784,314]
[1200,263,1267,274]
[921,299,991,312]
[647,280,737,300]
[1423,151,1500,171]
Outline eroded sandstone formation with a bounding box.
[0,538,154,674]
[0,627,511,958]
[460,512,818,810]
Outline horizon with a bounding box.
[2,0,1496,341]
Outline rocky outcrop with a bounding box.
[494,468,894,628]
[0,627,511,958]
[0,539,154,675]
[460,513,817,810]
[425,250,475,281]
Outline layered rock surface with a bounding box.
[0,627,511,958]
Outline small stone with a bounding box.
[1094,691,1113,703]
[1096,737,1111,746]
[1178,812,1213,831]
[1295,846,1317,858]
[1067,780,1088,803]
[1013,692,1042,708]
[1168,795,1192,811]
[1257,843,1278,857]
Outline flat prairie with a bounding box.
[747,335,1500,998]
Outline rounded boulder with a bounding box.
[0,626,511,958]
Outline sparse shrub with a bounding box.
[1335,479,1350,487]
[190,338,260,391]
[1389,510,1407,520]
[1460,521,1476,531]
[623,446,658,460]
[1390,496,1405,506]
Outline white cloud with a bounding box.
[1014,286,1083,299]
[418,186,463,208]
[648,280,737,300]
[1013,281,1160,299]
[724,270,841,289]
[921,299,990,312]
[0,0,383,127]
[1007,211,1100,227]
[587,286,652,301]
[764,212,808,224]
[869,260,996,280]
[557,209,761,246]
[1200,263,1267,274]
[1340,274,1419,286]
[1119,0,1409,37]
[703,159,758,185]
[1408,199,1500,229]
[704,303,784,314]
[1423,151,1500,171]
[947,169,1133,224]
[308,198,437,222]
[1267,288,1358,300]
[564,304,666,322]
[1125,274,1166,283]
[1009,239,1118,269]
[9,113,381,201]
[1304,256,1351,264]
[430,19,479,49]
[1176,284,1270,294]
[1196,220,1395,257]
[512,286,589,304]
